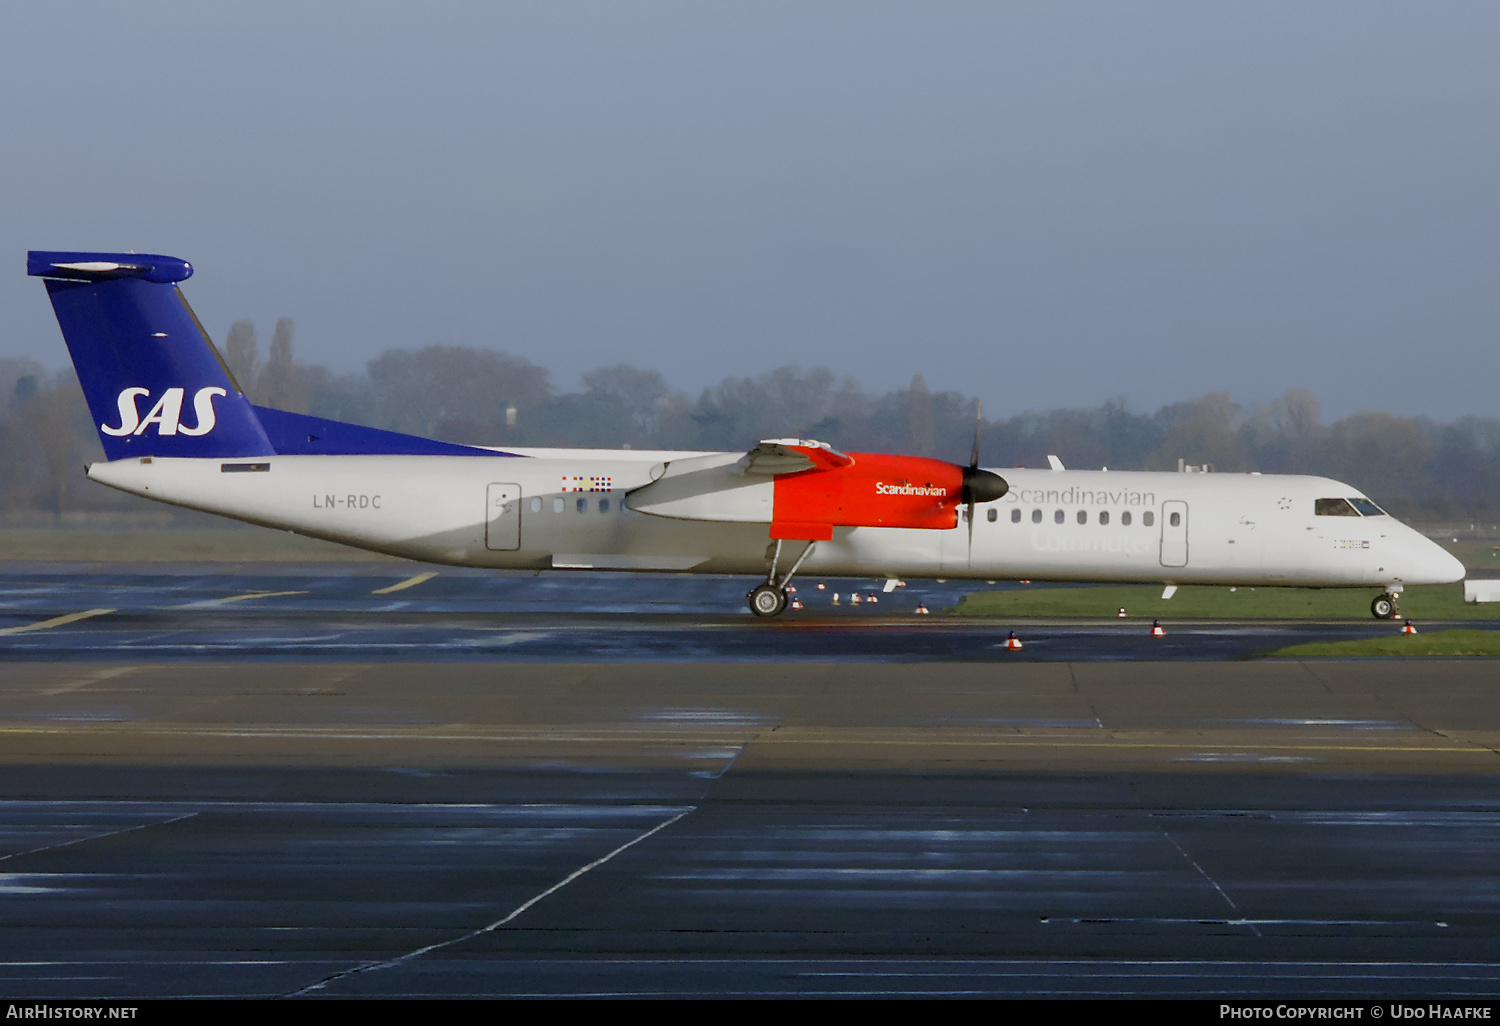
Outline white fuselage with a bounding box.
[86,448,1465,590]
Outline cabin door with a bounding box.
[1159,500,1188,567]
[485,483,522,550]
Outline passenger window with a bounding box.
[599,498,610,513]
[552,497,565,513]
[1054,510,1065,524]
[1032,509,1042,523]
[1143,511,1154,527]
[1316,498,1360,516]
[576,497,588,513]
[529,497,542,513]
[1076,510,1087,525]
[1011,509,1021,523]
[1170,512,1180,527]
[1100,511,1110,525]
[987,508,997,522]
[1348,497,1386,516]
[1121,511,1131,526]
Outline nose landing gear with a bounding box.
[1371,592,1400,619]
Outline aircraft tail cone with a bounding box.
[1150,619,1166,637]
[1402,620,1418,635]
[1004,631,1023,650]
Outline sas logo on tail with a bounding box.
[101,387,227,437]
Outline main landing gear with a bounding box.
[747,539,817,618]
[1371,591,1401,620]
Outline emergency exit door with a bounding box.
[1159,500,1188,567]
[485,483,521,550]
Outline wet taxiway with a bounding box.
[0,564,1490,662]
[0,564,1498,998]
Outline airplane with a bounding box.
[28,250,1465,620]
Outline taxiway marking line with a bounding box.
[219,590,310,603]
[371,572,439,595]
[0,609,115,637]
[289,806,694,996]
[0,812,197,864]
[39,665,140,696]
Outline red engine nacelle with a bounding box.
[770,450,1003,540]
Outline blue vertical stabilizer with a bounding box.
[28,251,274,460]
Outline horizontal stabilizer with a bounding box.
[28,251,194,284]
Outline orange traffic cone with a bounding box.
[1402,620,1417,634]
[790,599,804,611]
[1150,619,1166,637]
[914,603,929,615]
[1117,607,1128,618]
[1004,631,1023,650]
[850,593,862,605]
[816,582,826,590]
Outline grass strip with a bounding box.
[1265,629,1500,657]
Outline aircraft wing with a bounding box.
[735,438,855,476]
[626,439,850,523]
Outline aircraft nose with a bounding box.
[1414,536,1466,585]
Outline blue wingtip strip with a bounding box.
[28,250,193,284]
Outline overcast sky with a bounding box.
[2,2,1497,421]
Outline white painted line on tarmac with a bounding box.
[289,806,695,996]
[371,572,439,595]
[0,812,196,863]
[0,609,115,637]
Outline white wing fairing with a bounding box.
[34,248,1465,619]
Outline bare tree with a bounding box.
[224,320,259,394]
[259,319,308,413]
[907,374,935,457]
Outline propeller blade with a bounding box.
[967,403,983,546]
[970,401,982,470]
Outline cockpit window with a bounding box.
[1315,498,1360,516]
[1348,498,1386,516]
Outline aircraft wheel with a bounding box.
[749,584,788,618]
[1371,594,1398,619]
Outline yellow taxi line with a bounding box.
[371,572,439,595]
[0,608,116,637]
